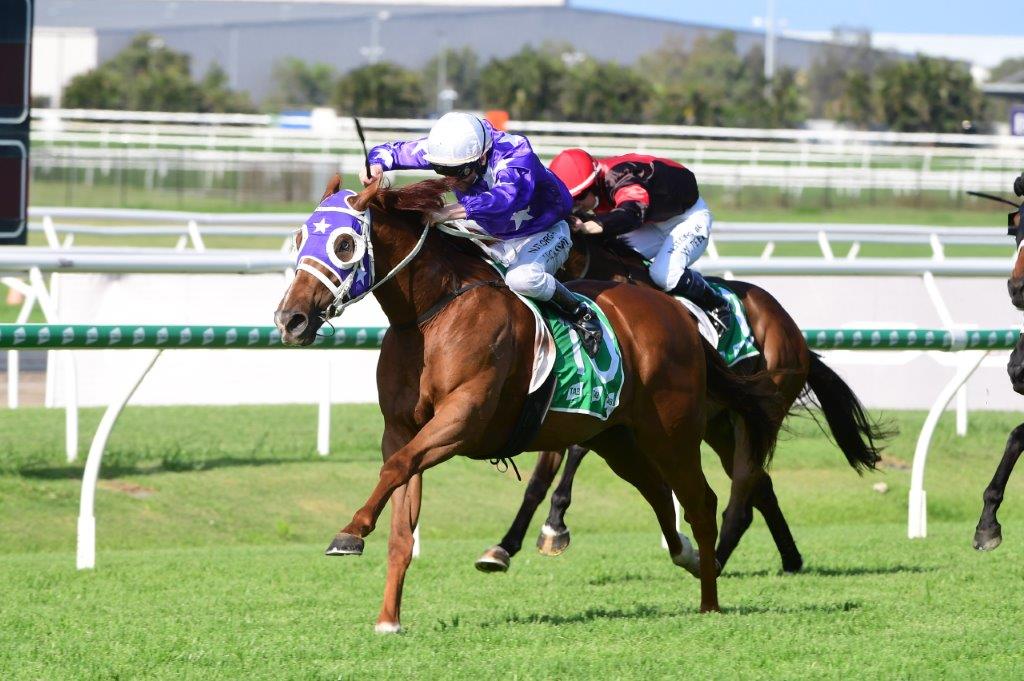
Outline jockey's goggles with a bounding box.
[430,158,483,179]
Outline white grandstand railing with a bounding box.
[29,110,1024,193]
[35,109,1024,147]
[26,206,1012,257]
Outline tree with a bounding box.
[837,71,876,128]
[990,56,1024,82]
[558,58,651,123]
[876,56,985,132]
[332,62,426,118]
[422,47,481,112]
[266,57,337,110]
[638,33,805,128]
[806,30,883,119]
[62,33,253,112]
[479,45,569,120]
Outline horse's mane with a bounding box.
[355,177,457,215]
[350,177,499,283]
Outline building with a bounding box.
[33,0,887,106]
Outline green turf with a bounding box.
[2,404,1024,678]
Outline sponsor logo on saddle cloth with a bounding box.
[479,259,624,420]
[519,291,625,421]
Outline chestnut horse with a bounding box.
[476,234,889,575]
[974,198,1024,550]
[275,177,784,631]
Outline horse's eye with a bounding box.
[336,234,356,260]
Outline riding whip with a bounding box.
[353,117,371,179]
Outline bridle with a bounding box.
[295,204,431,320]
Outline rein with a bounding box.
[391,279,507,331]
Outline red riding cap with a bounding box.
[549,148,599,198]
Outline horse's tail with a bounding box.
[801,352,893,473]
[702,339,785,470]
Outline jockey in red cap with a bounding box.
[549,148,731,335]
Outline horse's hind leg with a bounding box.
[587,427,687,562]
[476,450,565,573]
[538,445,589,556]
[975,423,1024,551]
[636,419,720,612]
[376,473,422,634]
[707,414,802,573]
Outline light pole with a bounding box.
[360,10,390,65]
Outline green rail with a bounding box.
[0,324,1018,351]
[0,324,387,349]
[801,328,1020,351]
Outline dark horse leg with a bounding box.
[537,445,589,556]
[475,450,565,572]
[706,413,803,573]
[974,423,1024,551]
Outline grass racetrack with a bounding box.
[3,404,1024,678]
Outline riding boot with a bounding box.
[668,270,733,338]
[547,281,603,357]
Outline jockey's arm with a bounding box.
[366,139,431,175]
[460,167,532,222]
[592,184,650,237]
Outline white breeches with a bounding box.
[617,197,712,290]
[481,220,572,301]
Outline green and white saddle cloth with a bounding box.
[673,282,759,367]
[517,292,624,421]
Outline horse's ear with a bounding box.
[350,176,380,212]
[320,173,343,202]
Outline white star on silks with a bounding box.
[511,207,533,229]
[312,218,330,234]
[412,138,430,154]
[484,156,514,188]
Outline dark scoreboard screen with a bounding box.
[0,0,32,245]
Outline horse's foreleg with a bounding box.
[376,473,421,634]
[975,423,1024,551]
[476,450,565,573]
[328,395,487,554]
[537,444,589,556]
[749,475,802,573]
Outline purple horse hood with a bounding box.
[294,189,375,306]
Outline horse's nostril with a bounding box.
[285,312,308,336]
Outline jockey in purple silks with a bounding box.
[360,111,602,356]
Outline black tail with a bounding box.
[802,352,894,473]
[702,339,785,470]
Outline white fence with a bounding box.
[31,109,1024,195]
[25,206,1012,260]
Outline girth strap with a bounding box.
[394,280,507,331]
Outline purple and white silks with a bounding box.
[368,119,572,240]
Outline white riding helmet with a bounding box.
[422,112,493,167]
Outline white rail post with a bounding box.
[317,357,331,456]
[3,277,37,409]
[77,349,163,570]
[28,267,79,462]
[660,493,682,549]
[908,349,988,539]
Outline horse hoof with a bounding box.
[782,554,804,574]
[973,525,1003,552]
[325,532,364,556]
[537,525,570,556]
[475,546,511,573]
[374,621,402,634]
[671,534,701,578]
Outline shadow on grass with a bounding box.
[489,599,862,626]
[12,455,349,480]
[722,564,935,579]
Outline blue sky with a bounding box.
[571,0,1021,35]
